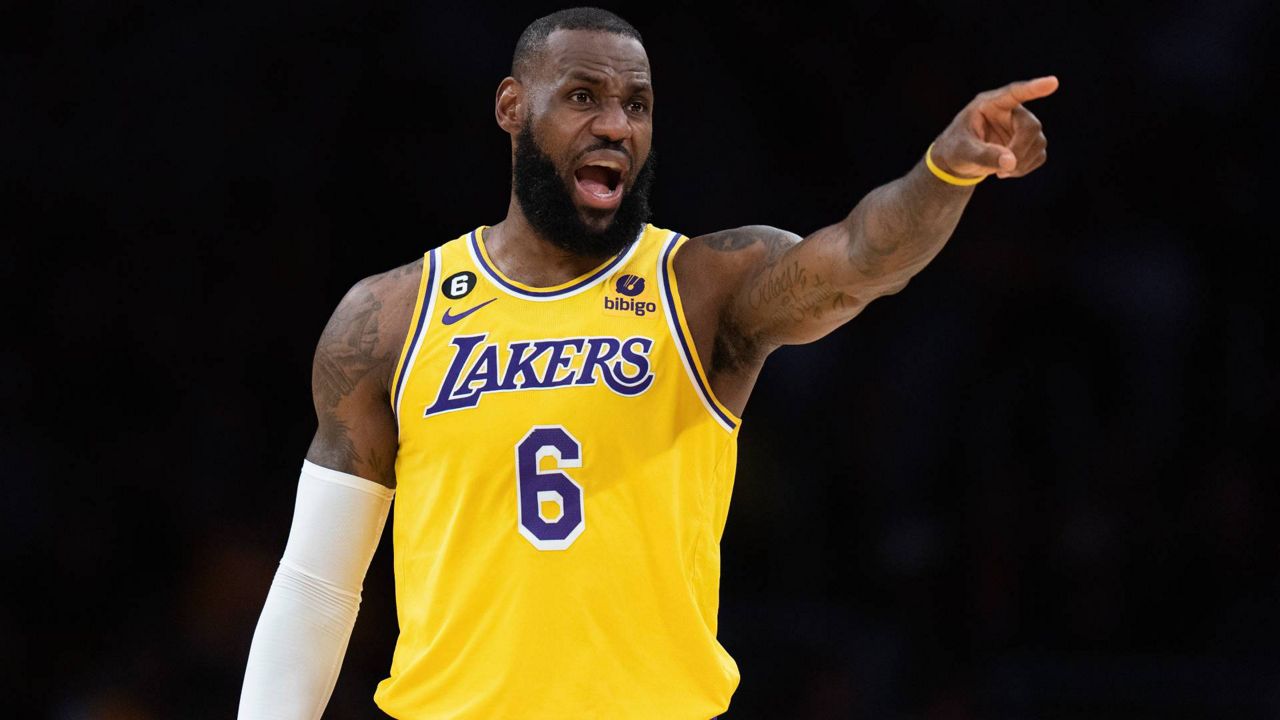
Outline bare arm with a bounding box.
[688,76,1056,350]
[721,156,977,348]
[305,258,422,487]
[674,77,1056,414]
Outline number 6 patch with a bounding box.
[515,426,585,551]
[441,271,476,299]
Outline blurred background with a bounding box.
[3,1,1275,717]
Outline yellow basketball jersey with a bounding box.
[373,224,742,719]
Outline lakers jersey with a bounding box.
[373,224,742,719]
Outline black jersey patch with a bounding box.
[442,271,477,299]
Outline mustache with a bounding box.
[574,140,632,165]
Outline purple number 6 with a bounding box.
[516,426,585,551]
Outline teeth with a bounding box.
[584,160,623,172]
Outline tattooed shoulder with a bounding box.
[306,260,424,483]
[313,286,390,409]
[312,259,422,408]
[395,256,424,278]
[697,225,799,258]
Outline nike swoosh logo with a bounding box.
[441,298,497,325]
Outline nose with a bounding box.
[591,98,632,143]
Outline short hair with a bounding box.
[512,7,644,80]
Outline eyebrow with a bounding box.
[563,70,652,94]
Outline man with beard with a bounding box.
[238,7,1055,720]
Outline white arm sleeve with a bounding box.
[237,460,394,720]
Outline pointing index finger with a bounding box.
[986,75,1059,110]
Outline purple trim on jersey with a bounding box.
[659,233,739,431]
[469,229,632,298]
[393,247,438,415]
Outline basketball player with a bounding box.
[238,7,1054,719]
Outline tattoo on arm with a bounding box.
[748,259,850,326]
[313,291,387,408]
[308,286,397,476]
[693,161,973,359]
[314,408,360,467]
[699,227,794,262]
[845,163,969,282]
[696,226,820,370]
[364,442,395,489]
[303,259,421,487]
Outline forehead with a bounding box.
[538,29,651,87]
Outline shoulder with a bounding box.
[672,225,802,305]
[314,256,426,397]
[675,225,801,281]
[346,256,425,309]
[326,257,424,350]
[671,225,802,372]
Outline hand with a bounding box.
[931,76,1058,180]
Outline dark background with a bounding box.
[4,1,1275,718]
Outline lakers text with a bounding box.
[424,333,656,417]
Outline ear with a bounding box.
[495,77,524,135]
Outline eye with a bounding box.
[627,100,649,114]
[569,90,593,104]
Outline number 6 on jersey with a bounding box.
[516,426,585,550]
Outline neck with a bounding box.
[485,195,620,288]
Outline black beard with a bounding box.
[512,124,655,259]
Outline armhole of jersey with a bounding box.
[390,248,438,424]
[657,232,742,434]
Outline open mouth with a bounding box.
[573,161,625,209]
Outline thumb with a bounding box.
[964,137,1017,173]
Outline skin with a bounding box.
[305,28,1056,488]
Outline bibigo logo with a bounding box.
[604,274,657,317]
[615,274,645,296]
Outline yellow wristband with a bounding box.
[925,143,986,186]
